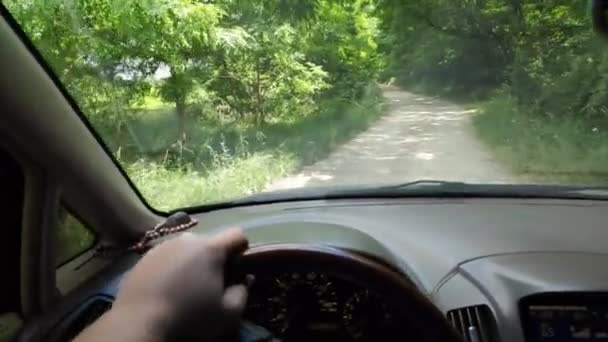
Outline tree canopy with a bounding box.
[5,0,384,134]
[11,0,602,125]
[379,0,602,119]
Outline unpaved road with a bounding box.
[268,85,514,191]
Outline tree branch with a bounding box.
[424,16,491,41]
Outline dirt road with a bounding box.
[268,85,514,191]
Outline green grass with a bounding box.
[126,153,297,211]
[473,95,608,185]
[113,84,385,211]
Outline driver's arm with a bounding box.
[75,229,249,342]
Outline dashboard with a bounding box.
[22,197,608,341]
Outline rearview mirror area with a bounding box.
[592,0,608,38]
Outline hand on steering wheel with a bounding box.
[76,229,251,342]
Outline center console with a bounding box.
[520,293,608,341]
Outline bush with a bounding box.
[127,153,297,211]
[474,95,608,184]
[119,84,385,210]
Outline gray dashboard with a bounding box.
[190,197,608,342]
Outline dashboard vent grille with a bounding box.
[447,305,496,342]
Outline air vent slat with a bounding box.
[457,309,467,338]
[448,311,458,329]
[466,307,474,327]
[446,305,496,342]
[475,305,491,342]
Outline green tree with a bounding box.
[5,0,384,134]
[210,23,329,125]
[306,0,384,99]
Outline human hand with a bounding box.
[77,228,249,342]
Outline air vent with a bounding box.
[447,305,497,342]
[61,297,113,340]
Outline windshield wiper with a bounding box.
[374,181,608,199]
[193,181,608,213]
[377,180,469,191]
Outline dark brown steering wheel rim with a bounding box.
[241,243,461,342]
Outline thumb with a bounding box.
[222,284,248,318]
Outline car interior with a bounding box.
[3,2,608,342]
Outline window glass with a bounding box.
[56,207,95,266]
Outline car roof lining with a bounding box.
[0,6,159,241]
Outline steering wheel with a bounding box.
[236,244,461,342]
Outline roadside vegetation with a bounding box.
[378,1,608,184]
[122,85,383,209]
[5,0,385,210]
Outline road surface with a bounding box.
[267,85,514,191]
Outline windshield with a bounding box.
[3,1,607,211]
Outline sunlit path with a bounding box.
[268,85,515,191]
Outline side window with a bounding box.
[0,150,25,340]
[56,207,95,266]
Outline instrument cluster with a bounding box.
[245,271,402,341]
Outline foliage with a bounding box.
[3,0,386,210]
[209,23,330,125]
[306,1,384,99]
[474,95,608,184]
[125,88,384,210]
[377,0,517,97]
[125,153,296,211]
[378,1,592,100]
[379,0,608,182]
[5,0,383,130]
